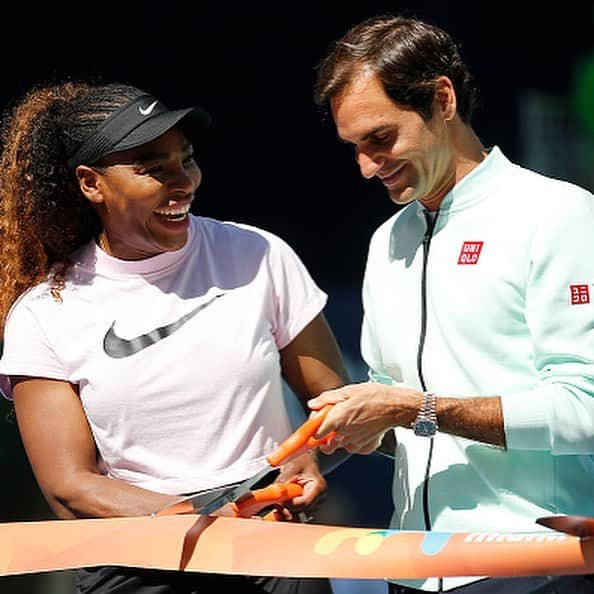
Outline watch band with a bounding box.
[412,391,438,437]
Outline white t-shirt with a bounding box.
[0,215,327,495]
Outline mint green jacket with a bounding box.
[362,147,594,590]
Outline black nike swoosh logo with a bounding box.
[103,293,225,359]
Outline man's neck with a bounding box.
[421,122,486,211]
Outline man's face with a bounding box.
[331,71,455,207]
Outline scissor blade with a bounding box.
[153,407,335,518]
[151,484,236,517]
[196,466,279,516]
[151,466,280,517]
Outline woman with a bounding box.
[0,81,348,593]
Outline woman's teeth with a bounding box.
[154,206,190,221]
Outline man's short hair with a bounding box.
[315,15,476,124]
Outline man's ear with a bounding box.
[75,165,105,205]
[434,75,457,122]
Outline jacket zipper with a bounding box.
[417,208,438,532]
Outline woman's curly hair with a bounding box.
[0,81,145,334]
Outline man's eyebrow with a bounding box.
[337,125,393,144]
[360,125,392,142]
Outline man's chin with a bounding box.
[388,188,417,206]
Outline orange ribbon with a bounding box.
[1,514,593,578]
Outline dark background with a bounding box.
[1,3,593,592]
[2,2,594,286]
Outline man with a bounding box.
[308,14,594,594]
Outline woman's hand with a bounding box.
[276,451,327,513]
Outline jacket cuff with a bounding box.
[501,388,552,450]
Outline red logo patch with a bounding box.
[458,241,484,265]
[570,284,590,305]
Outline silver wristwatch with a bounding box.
[412,392,438,437]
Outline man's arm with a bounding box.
[313,188,594,457]
[308,383,506,453]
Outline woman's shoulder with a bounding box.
[192,215,288,251]
[3,280,56,338]
[10,280,53,311]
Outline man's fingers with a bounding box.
[317,442,338,455]
[316,430,344,453]
[341,433,384,455]
[344,442,375,455]
[313,416,337,439]
[308,389,349,410]
[356,441,381,455]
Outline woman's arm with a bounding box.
[277,313,353,508]
[12,376,181,519]
[279,312,349,401]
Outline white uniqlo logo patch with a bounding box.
[458,241,483,265]
[570,284,590,305]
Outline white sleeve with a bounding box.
[0,299,67,398]
[265,233,327,350]
[501,186,594,454]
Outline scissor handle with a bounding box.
[232,482,303,518]
[266,405,336,467]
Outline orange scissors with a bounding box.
[152,406,334,517]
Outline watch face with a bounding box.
[413,419,436,437]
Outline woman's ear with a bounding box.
[434,75,457,122]
[76,165,104,204]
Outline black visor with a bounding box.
[67,94,211,169]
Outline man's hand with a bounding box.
[308,382,422,454]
